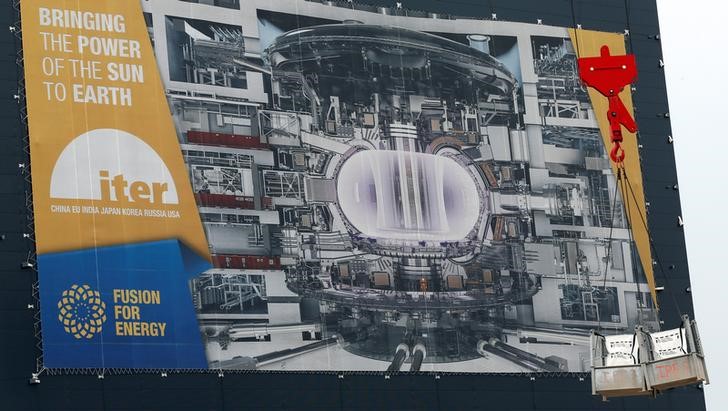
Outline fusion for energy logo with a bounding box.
[49,129,179,205]
[57,284,107,339]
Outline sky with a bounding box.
[656,1,727,409]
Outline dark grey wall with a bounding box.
[0,0,703,409]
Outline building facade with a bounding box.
[0,0,703,409]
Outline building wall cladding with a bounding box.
[0,0,704,410]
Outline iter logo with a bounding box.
[57,284,107,339]
[49,129,179,205]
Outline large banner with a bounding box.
[21,0,211,368]
[21,0,659,372]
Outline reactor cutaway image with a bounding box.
[150,2,658,373]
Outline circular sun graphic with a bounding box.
[57,284,107,339]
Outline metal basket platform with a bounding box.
[591,315,708,400]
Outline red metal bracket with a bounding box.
[577,45,638,163]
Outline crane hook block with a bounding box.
[577,46,638,163]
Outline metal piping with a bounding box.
[409,343,426,372]
[387,343,410,372]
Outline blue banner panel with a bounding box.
[39,240,209,369]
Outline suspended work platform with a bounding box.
[591,315,708,400]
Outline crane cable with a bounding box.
[617,163,646,326]
[598,158,684,332]
[597,166,621,331]
[621,166,683,319]
[599,161,684,324]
